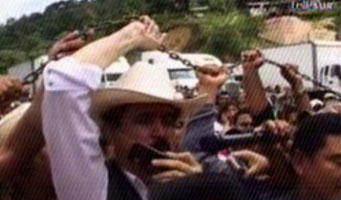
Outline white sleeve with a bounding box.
[42,57,108,200]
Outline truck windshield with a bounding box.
[104,73,122,81]
[168,69,196,80]
[325,66,329,76]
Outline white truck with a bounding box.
[8,55,48,95]
[141,51,222,91]
[257,40,341,93]
[102,57,130,86]
[8,55,48,81]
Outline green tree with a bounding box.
[0,50,26,74]
[208,0,236,12]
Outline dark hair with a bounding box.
[217,103,240,124]
[292,113,341,156]
[98,103,182,147]
[98,105,127,147]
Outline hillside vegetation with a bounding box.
[0,0,339,73]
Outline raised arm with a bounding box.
[280,64,312,113]
[72,16,165,68]
[241,50,269,116]
[42,16,164,200]
[181,66,228,152]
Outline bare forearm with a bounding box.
[198,87,217,104]
[0,88,44,180]
[72,31,135,68]
[243,69,268,115]
[292,83,312,113]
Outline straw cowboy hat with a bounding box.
[0,103,30,147]
[91,62,208,120]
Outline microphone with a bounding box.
[199,131,281,153]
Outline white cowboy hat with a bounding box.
[0,103,30,147]
[90,62,208,120]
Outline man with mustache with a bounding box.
[1,15,229,200]
[41,16,207,200]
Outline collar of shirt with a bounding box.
[124,170,149,200]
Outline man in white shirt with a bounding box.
[42,16,206,200]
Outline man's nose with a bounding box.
[151,118,167,138]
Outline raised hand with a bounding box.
[197,65,229,103]
[241,49,265,71]
[152,152,202,182]
[120,15,166,50]
[0,76,23,103]
[280,64,303,89]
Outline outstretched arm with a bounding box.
[181,66,228,152]
[42,16,165,200]
[280,64,312,113]
[241,50,269,116]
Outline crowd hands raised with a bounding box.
[0,16,340,200]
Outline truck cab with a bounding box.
[141,51,222,91]
[102,57,130,86]
[319,64,341,92]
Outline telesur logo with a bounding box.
[291,0,335,11]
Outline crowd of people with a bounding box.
[0,16,340,200]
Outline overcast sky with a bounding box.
[0,0,63,24]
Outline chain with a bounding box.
[158,45,240,74]
[21,17,341,97]
[159,45,341,97]
[160,46,341,97]
[22,63,45,85]
[158,45,341,97]
[264,59,341,97]
[22,16,139,86]
[79,15,139,38]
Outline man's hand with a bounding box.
[48,29,95,61]
[255,119,293,160]
[280,64,303,89]
[72,15,165,68]
[256,119,293,138]
[197,65,229,103]
[152,152,202,182]
[230,150,270,179]
[121,16,166,50]
[320,103,341,114]
[241,49,265,72]
[0,76,23,103]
